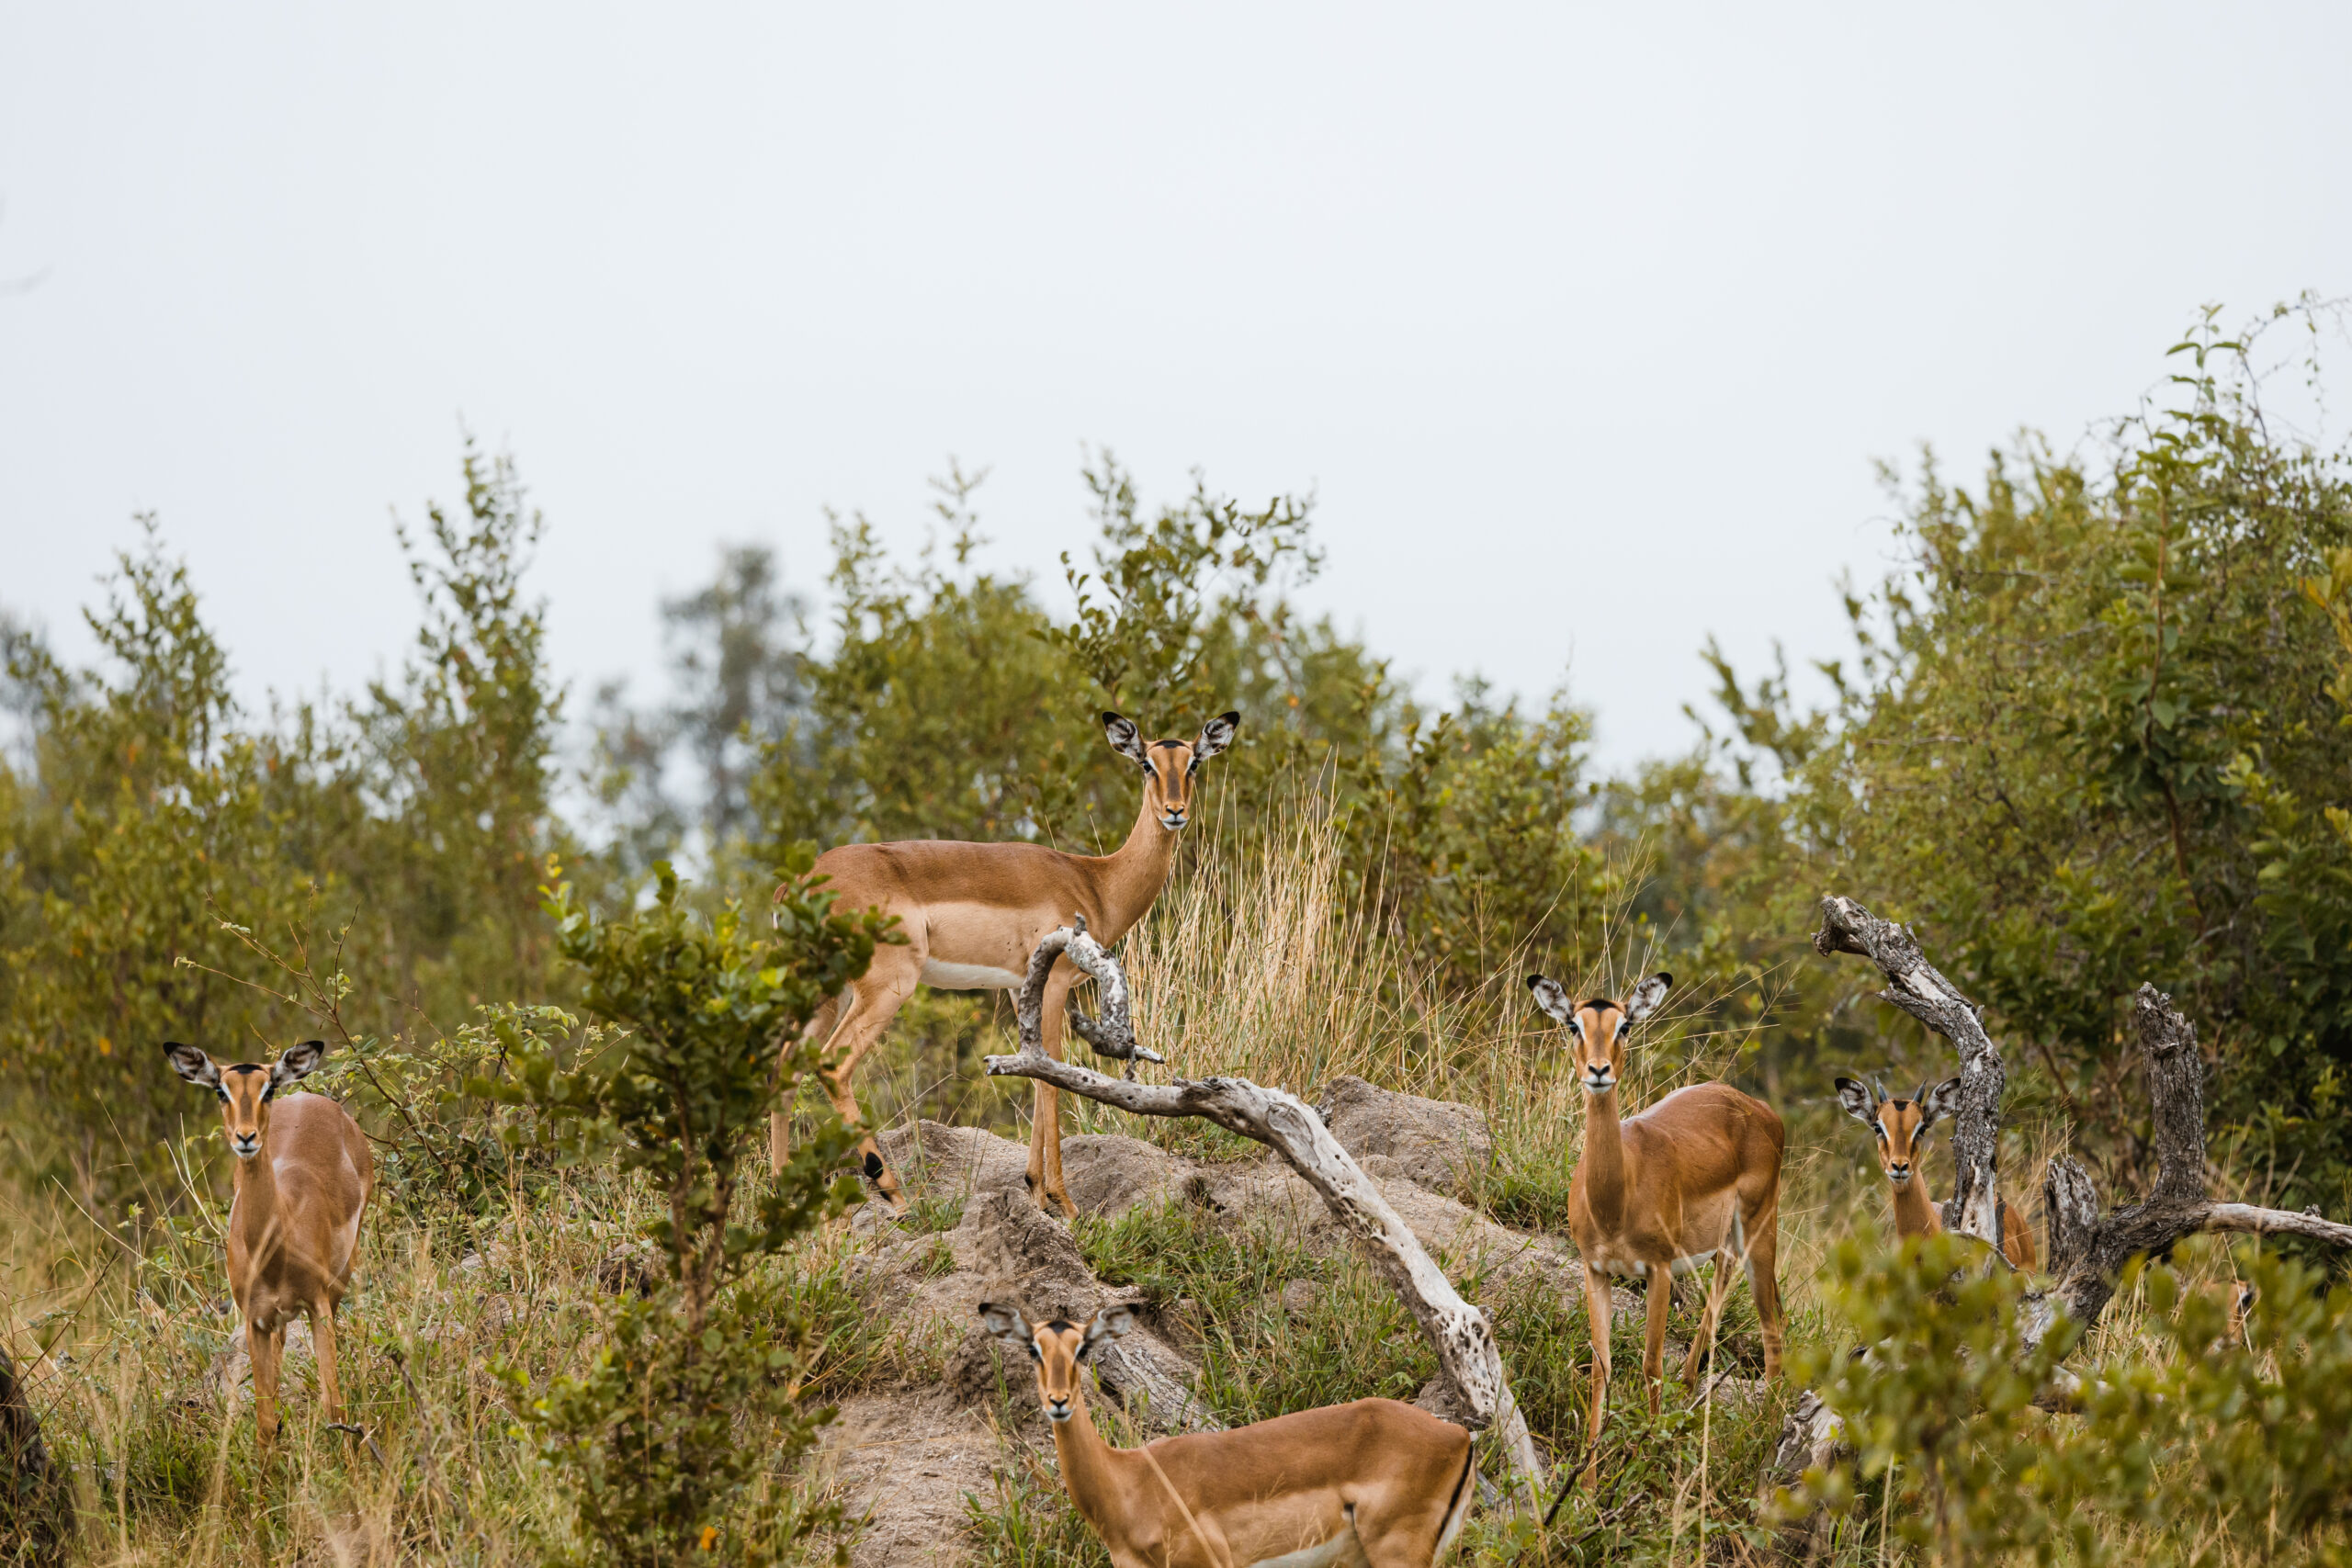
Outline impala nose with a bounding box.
[232,1134,262,1159]
[1582,1066,1614,1092]
[1160,809,1188,829]
[1887,1162,1912,1183]
[1046,1396,1072,1422]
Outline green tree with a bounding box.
[1705,306,2352,1208]
[486,853,892,1563]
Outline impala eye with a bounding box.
[215,1089,229,1102]
[1027,1342,1042,1361]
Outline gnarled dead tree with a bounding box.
[985,920,1547,1514]
[1766,895,2352,1547]
[1813,895,2352,1341]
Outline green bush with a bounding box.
[479,855,891,1565]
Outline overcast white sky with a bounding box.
[3,5,2347,772]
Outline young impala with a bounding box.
[164,1039,373,1452]
[775,709,1238,1219]
[1527,973,1786,1461]
[979,1302,1475,1568]
[1834,1077,2037,1269]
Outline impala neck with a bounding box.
[1888,1174,1942,1240]
[1578,1087,1629,1232]
[230,1126,282,1255]
[1088,780,1182,943]
[1050,1384,1136,1539]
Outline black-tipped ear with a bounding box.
[1624,973,1672,1022]
[978,1301,1033,1348]
[163,1042,221,1090]
[1102,711,1148,767]
[1193,710,1239,761]
[1834,1077,1878,1126]
[1083,1303,1137,1356]
[1526,975,1577,1028]
[266,1040,325,1094]
[1917,1077,1962,1131]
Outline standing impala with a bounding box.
[164,1039,373,1453]
[1527,974,1785,1458]
[1835,1077,2038,1269]
[979,1302,1475,1568]
[775,709,1238,1218]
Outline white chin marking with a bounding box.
[920,960,1027,991]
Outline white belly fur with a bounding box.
[920,959,1027,991]
[1251,1528,1363,1568]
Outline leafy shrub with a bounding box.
[480,854,891,1565]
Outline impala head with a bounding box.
[1527,972,1671,1094]
[1102,709,1239,831]
[164,1040,326,1160]
[978,1300,1136,1423]
[1835,1075,1960,1188]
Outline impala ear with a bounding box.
[163,1042,221,1090]
[267,1040,326,1095]
[978,1302,1034,1351]
[1526,975,1577,1028]
[1917,1077,1963,1131]
[1193,710,1239,761]
[1102,711,1148,768]
[1834,1077,1878,1126]
[1623,972,1672,1022]
[1080,1303,1137,1359]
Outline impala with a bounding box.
[1834,1077,2037,1269]
[775,709,1238,1219]
[978,1302,1475,1568]
[164,1039,373,1452]
[1527,973,1786,1458]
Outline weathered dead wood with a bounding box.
[2035,983,2352,1333]
[985,921,1547,1514]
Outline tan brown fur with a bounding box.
[1528,973,1785,1468]
[164,1040,373,1452]
[1836,1076,2037,1270]
[980,1303,1474,1568]
[775,711,1237,1217]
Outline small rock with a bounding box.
[1316,1077,1491,1199]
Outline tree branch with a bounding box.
[986,921,1544,1513]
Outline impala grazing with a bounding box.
[1527,973,1786,1459]
[164,1039,373,1452]
[1834,1077,2038,1269]
[775,709,1238,1219]
[979,1301,1474,1568]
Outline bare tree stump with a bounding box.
[984,921,1549,1515]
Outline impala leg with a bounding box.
[809,951,922,1211]
[250,1322,284,1455]
[770,991,841,1176]
[313,1304,343,1428]
[1642,1268,1672,1415]
[1581,1264,1613,1481]
[1024,970,1079,1221]
[1682,1255,1739,1384]
[1742,1197,1785,1382]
